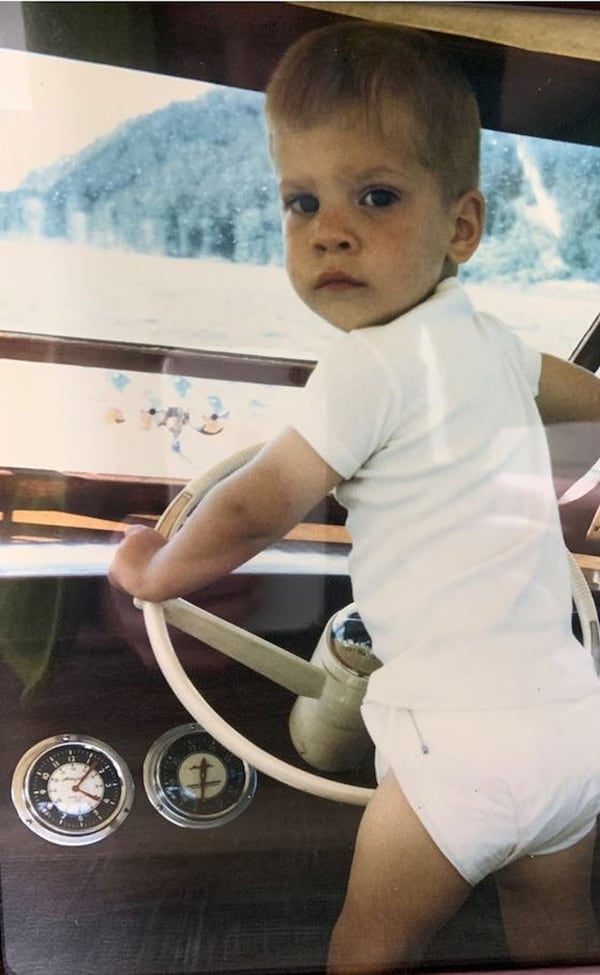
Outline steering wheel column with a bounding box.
[289,606,381,772]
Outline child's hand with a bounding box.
[108,524,167,599]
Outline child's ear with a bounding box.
[447,190,485,265]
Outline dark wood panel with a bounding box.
[0,332,314,386]
[5,574,600,973]
[0,574,362,975]
[0,468,347,546]
[0,573,513,975]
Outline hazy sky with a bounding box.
[0,48,212,191]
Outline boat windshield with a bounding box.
[0,49,598,363]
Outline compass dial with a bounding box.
[11,735,134,846]
[144,724,257,828]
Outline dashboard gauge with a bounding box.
[144,723,257,828]
[11,734,134,846]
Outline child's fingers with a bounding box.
[123,522,149,537]
[108,524,166,596]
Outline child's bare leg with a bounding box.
[327,772,471,974]
[495,827,600,966]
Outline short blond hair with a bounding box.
[266,21,480,203]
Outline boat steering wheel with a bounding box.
[139,445,600,806]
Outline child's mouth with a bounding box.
[316,272,365,292]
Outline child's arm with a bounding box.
[537,353,600,424]
[108,426,342,603]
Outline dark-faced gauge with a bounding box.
[11,734,134,846]
[143,723,257,828]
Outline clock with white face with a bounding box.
[11,734,134,845]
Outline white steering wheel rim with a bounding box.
[143,443,373,806]
[142,600,372,805]
[141,445,600,807]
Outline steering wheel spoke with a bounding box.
[162,597,326,699]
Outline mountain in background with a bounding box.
[0,85,598,283]
[475,130,599,284]
[0,87,283,266]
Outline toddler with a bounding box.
[110,21,600,973]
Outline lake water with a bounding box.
[0,239,598,479]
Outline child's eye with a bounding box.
[360,188,400,208]
[286,193,319,215]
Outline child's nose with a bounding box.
[310,209,358,253]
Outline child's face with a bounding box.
[272,106,482,331]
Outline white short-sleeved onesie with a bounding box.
[290,278,600,884]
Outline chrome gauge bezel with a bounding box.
[11,734,135,846]
[143,723,257,828]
